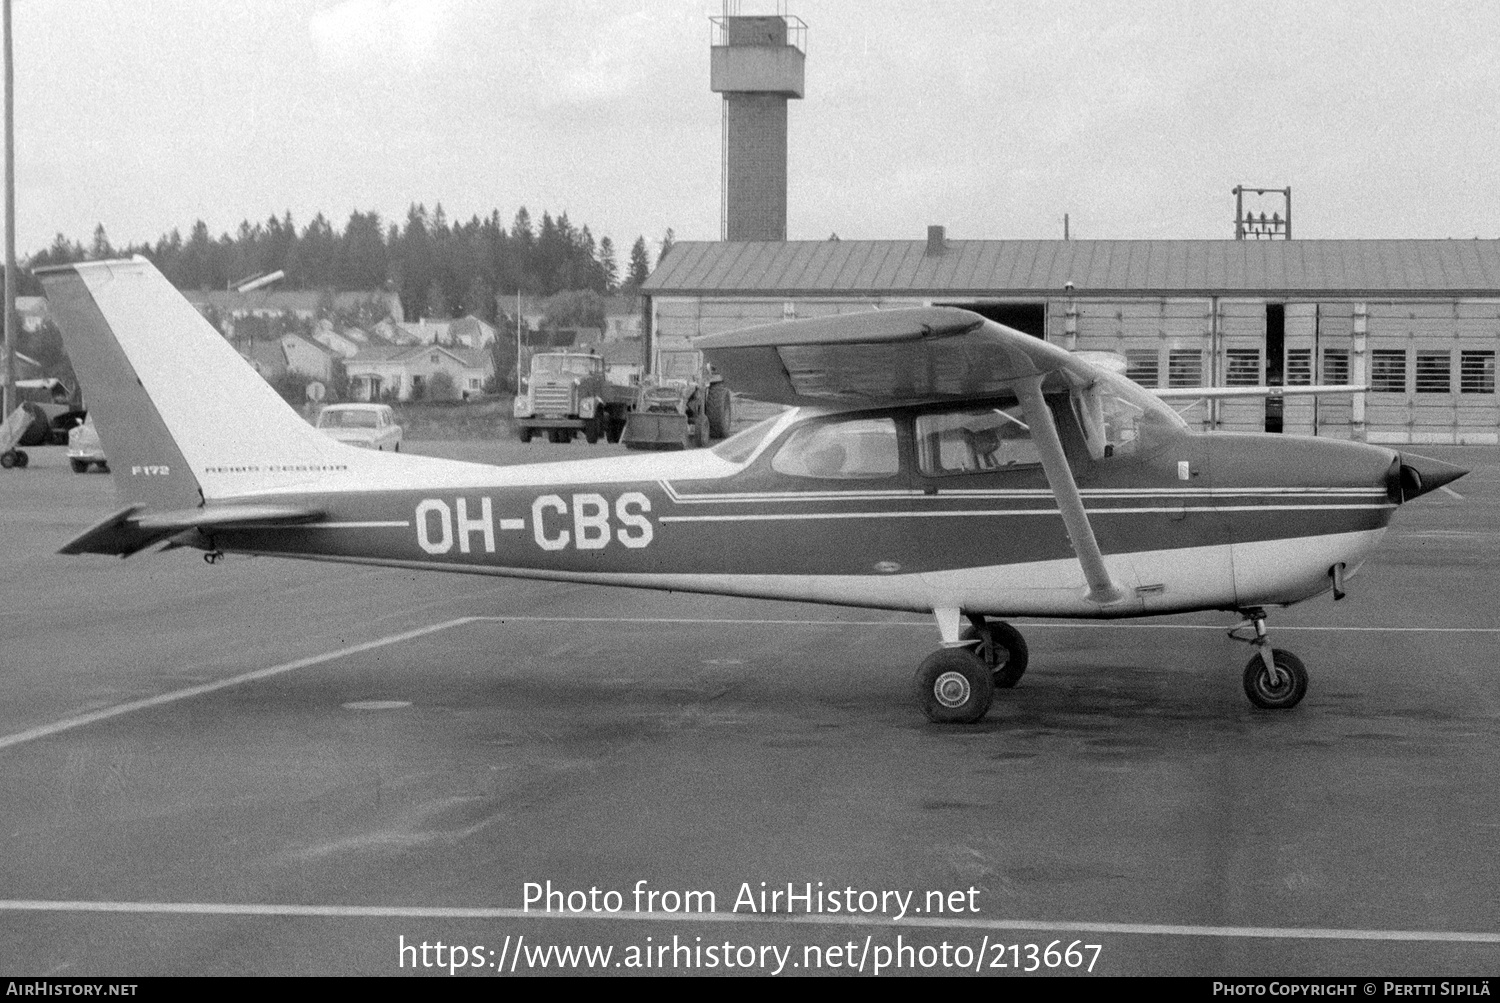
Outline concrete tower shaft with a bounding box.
[710,12,805,241]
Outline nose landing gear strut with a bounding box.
[1230,607,1308,710]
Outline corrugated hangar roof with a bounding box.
[644,240,1500,298]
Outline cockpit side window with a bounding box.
[915,405,1038,476]
[771,417,900,479]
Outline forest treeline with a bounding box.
[21,204,673,323]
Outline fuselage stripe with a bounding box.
[658,504,1393,523]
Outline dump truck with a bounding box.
[512,350,634,444]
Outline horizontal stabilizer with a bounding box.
[60,504,324,557]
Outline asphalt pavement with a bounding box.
[1,438,1497,977]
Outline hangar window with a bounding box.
[1167,349,1203,387]
[1371,350,1408,393]
[1285,349,1313,386]
[1322,350,1349,385]
[1124,350,1159,387]
[1461,351,1495,394]
[1225,349,1261,386]
[1415,352,1452,394]
[916,406,1038,475]
[772,417,900,479]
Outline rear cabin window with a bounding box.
[916,406,1038,476]
[771,418,900,479]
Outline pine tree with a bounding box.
[625,236,650,291]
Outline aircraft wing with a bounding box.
[60,503,325,558]
[697,307,1126,605]
[1154,384,1370,400]
[695,307,1095,405]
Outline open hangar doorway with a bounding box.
[935,301,1047,339]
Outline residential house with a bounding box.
[447,315,497,349]
[235,334,334,382]
[237,341,289,379]
[311,319,367,359]
[344,344,495,401]
[186,288,402,337]
[15,296,48,333]
[599,338,645,386]
[280,333,333,381]
[602,295,644,341]
[385,314,498,348]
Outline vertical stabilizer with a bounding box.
[39,257,363,502]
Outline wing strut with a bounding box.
[1013,376,1125,606]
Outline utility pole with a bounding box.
[2,0,14,420]
[1232,185,1292,239]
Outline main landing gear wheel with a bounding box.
[1243,649,1308,710]
[914,648,994,724]
[962,618,1029,688]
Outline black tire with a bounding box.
[70,459,88,474]
[14,450,28,468]
[962,620,1029,688]
[16,403,48,447]
[584,414,602,444]
[394,442,400,452]
[706,383,732,439]
[914,648,994,724]
[606,415,625,444]
[1243,649,1308,710]
[0,451,14,470]
[690,412,710,449]
[548,428,571,444]
[518,426,534,443]
[97,462,109,473]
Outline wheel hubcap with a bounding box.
[933,671,971,708]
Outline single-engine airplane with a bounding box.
[40,257,1466,723]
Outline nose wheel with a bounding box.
[1231,609,1308,710]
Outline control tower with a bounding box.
[710,8,806,241]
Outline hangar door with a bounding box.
[1313,304,1355,440]
[1053,298,1214,429]
[1214,301,1321,435]
[1364,301,1500,445]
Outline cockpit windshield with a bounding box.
[710,413,787,464]
[1070,370,1188,460]
[531,355,600,378]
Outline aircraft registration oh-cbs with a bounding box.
[40,257,1467,724]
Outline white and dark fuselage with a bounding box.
[200,404,1401,620]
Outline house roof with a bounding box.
[348,344,491,367]
[281,333,329,354]
[237,341,287,371]
[644,239,1500,299]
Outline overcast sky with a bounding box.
[13,0,1500,260]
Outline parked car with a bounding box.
[315,403,403,451]
[67,416,108,473]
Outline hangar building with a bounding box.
[642,232,1500,444]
